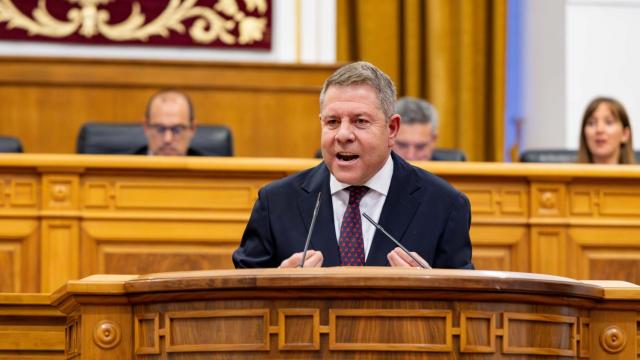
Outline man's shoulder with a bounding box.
[261,161,327,194]
[394,154,464,199]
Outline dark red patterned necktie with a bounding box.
[339,186,369,266]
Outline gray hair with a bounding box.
[319,61,397,119]
[395,97,438,133]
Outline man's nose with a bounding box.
[163,129,174,142]
[405,147,420,161]
[335,122,354,142]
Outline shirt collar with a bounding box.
[329,154,394,196]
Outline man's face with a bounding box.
[320,84,399,185]
[392,122,436,161]
[143,96,195,156]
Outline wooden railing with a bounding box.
[0,154,639,292]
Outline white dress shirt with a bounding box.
[329,155,394,260]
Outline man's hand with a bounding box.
[279,250,324,268]
[387,247,432,268]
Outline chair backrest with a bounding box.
[521,149,640,163]
[0,136,23,153]
[431,148,466,161]
[313,148,466,161]
[520,149,577,163]
[77,122,233,156]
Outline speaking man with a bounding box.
[233,62,473,269]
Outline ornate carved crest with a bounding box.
[0,0,271,48]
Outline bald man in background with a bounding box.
[136,89,201,156]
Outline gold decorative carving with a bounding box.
[599,325,625,354]
[93,320,122,350]
[0,0,268,45]
[540,191,556,209]
[51,183,69,202]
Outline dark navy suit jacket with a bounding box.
[232,152,473,269]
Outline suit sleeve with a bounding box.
[432,192,474,269]
[232,188,279,268]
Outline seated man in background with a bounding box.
[392,97,438,161]
[138,89,201,156]
[233,61,473,269]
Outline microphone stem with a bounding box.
[300,192,322,268]
[362,212,429,269]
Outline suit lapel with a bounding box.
[366,153,421,266]
[297,163,341,266]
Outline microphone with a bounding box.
[300,192,322,268]
[361,212,430,269]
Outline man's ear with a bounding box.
[388,114,401,146]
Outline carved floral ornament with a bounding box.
[0,0,269,45]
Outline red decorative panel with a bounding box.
[0,0,272,49]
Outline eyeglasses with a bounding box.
[148,124,191,136]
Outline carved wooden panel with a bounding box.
[531,226,567,276]
[452,181,528,219]
[42,175,79,211]
[80,305,131,359]
[129,299,596,358]
[0,176,38,210]
[459,311,496,353]
[0,219,39,292]
[134,313,159,355]
[531,182,567,218]
[65,315,80,358]
[503,312,577,356]
[570,182,640,218]
[41,219,80,293]
[569,227,640,283]
[81,220,242,276]
[278,309,320,351]
[328,309,452,351]
[470,225,529,272]
[82,177,262,213]
[165,310,270,352]
[579,317,590,358]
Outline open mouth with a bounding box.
[337,152,359,161]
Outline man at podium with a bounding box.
[233,62,473,269]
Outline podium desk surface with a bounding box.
[50,268,640,305]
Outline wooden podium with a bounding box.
[51,268,640,359]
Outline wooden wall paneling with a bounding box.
[0,173,40,292]
[568,227,640,283]
[0,294,65,359]
[80,220,245,276]
[0,219,39,293]
[41,219,80,293]
[448,178,529,220]
[469,225,529,272]
[0,58,337,157]
[530,226,568,277]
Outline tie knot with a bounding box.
[347,186,369,205]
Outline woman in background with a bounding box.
[578,97,635,164]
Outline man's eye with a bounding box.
[324,119,339,127]
[355,118,370,127]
